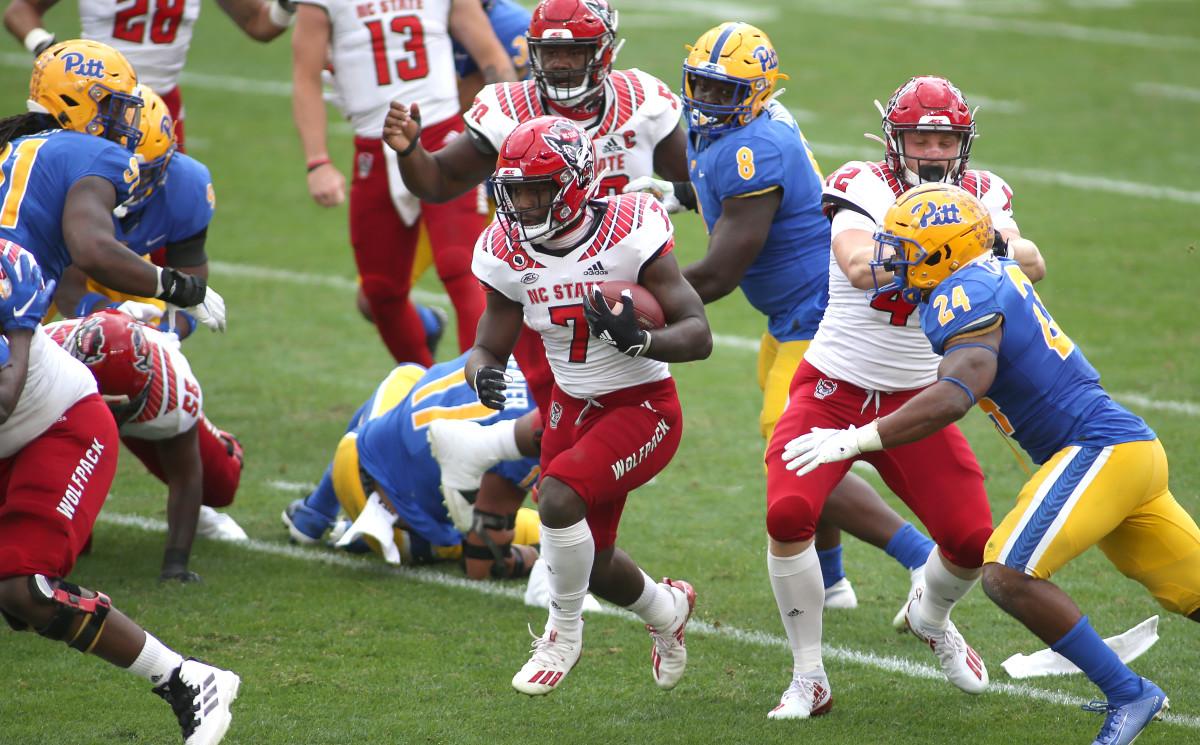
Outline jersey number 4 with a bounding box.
[365,16,429,86]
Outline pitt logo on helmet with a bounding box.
[912,200,963,229]
[59,51,107,80]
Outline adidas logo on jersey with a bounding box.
[582,261,608,276]
[600,138,623,155]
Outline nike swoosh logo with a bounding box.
[148,234,168,246]
[15,291,38,318]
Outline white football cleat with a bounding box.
[823,577,858,610]
[512,627,581,696]
[893,565,925,631]
[768,674,833,720]
[153,659,241,745]
[648,578,696,691]
[427,418,502,492]
[904,588,988,694]
[196,506,248,542]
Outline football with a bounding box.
[597,280,665,330]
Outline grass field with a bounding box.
[2,1,1200,743]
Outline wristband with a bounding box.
[74,292,110,319]
[268,0,296,27]
[395,109,422,157]
[856,420,883,453]
[23,28,54,55]
[154,265,165,297]
[306,157,332,173]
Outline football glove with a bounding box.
[623,177,684,214]
[156,267,206,308]
[114,300,164,324]
[180,286,226,332]
[474,365,510,410]
[0,248,56,331]
[582,288,650,358]
[782,422,883,477]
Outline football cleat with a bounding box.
[196,506,248,542]
[648,578,696,691]
[512,627,582,696]
[153,659,241,745]
[1082,678,1168,745]
[768,674,833,720]
[904,588,988,694]
[893,565,925,631]
[281,498,328,545]
[823,577,858,610]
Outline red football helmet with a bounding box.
[63,309,154,423]
[493,116,599,244]
[527,0,622,107]
[880,76,976,186]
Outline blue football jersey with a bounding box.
[687,101,830,342]
[0,129,137,281]
[454,0,531,80]
[922,257,1155,464]
[116,153,215,255]
[354,353,538,547]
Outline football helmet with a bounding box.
[124,86,177,210]
[27,39,143,151]
[872,183,994,304]
[527,0,621,107]
[682,22,786,137]
[62,309,155,423]
[880,75,975,186]
[493,116,599,244]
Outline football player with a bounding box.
[624,22,937,616]
[0,243,239,745]
[467,116,710,696]
[62,86,217,339]
[383,0,689,415]
[4,0,296,150]
[0,40,225,332]
[281,352,542,581]
[292,0,516,367]
[46,309,248,581]
[785,184,1200,745]
[757,76,1047,719]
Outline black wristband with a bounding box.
[673,181,697,212]
[396,110,422,157]
[157,267,206,307]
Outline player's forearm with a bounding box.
[642,314,712,363]
[3,0,44,43]
[877,383,972,450]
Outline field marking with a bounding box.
[207,261,1200,420]
[97,510,1200,730]
[1135,82,1200,103]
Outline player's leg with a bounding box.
[350,138,431,366]
[463,474,539,580]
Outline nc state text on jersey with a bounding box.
[356,0,423,19]
[525,281,602,305]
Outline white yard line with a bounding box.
[97,510,1200,730]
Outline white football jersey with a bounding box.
[465,69,682,195]
[0,329,97,459]
[78,0,201,94]
[305,0,458,138]
[808,162,1020,392]
[473,193,673,400]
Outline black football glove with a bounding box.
[156,267,207,307]
[474,365,509,410]
[582,288,650,357]
[992,232,1012,259]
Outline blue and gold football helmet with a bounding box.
[682,22,787,137]
[872,183,994,304]
[124,85,177,210]
[27,39,143,151]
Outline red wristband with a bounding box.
[306,158,332,173]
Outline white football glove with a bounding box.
[114,300,164,325]
[623,176,684,214]
[782,421,883,477]
[177,286,226,332]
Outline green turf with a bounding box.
[1,1,1199,743]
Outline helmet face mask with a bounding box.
[682,22,785,137]
[28,39,143,152]
[64,309,155,424]
[881,75,975,187]
[527,0,620,107]
[123,86,177,210]
[494,117,598,245]
[871,183,994,304]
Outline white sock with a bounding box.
[127,632,184,686]
[917,546,979,629]
[540,520,594,641]
[475,419,522,461]
[626,570,676,629]
[768,546,825,676]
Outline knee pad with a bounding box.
[359,274,407,305]
[464,510,517,579]
[766,495,819,543]
[29,575,112,654]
